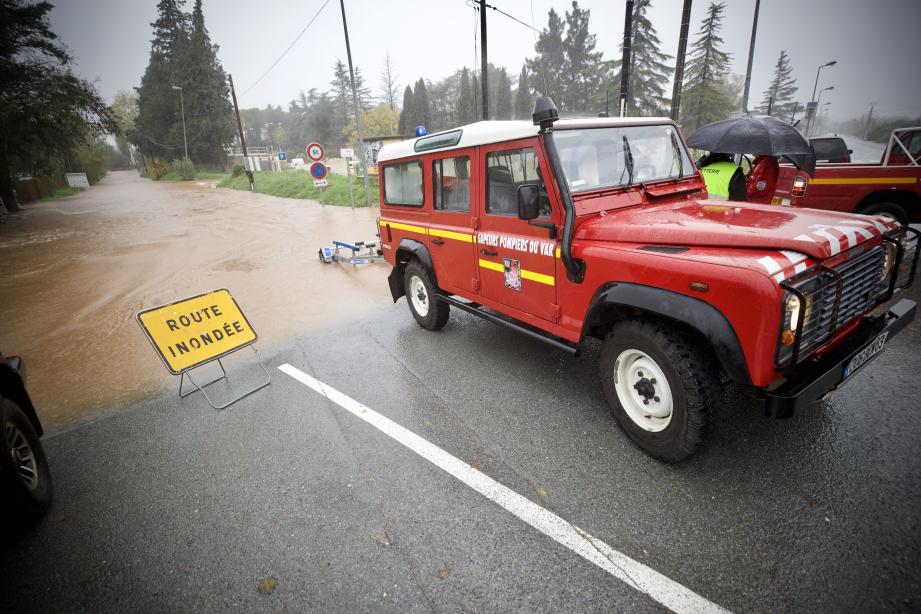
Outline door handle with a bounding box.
[431,238,445,245]
[480,248,497,256]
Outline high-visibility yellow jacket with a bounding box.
[700,161,739,200]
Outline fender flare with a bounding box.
[388,238,434,302]
[583,282,752,385]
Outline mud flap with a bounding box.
[388,267,404,302]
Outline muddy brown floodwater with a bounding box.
[0,171,393,430]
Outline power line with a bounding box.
[239,0,333,98]
[484,2,539,32]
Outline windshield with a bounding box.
[554,125,694,193]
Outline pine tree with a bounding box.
[515,65,531,120]
[613,0,673,116]
[561,1,604,113]
[679,2,733,132]
[526,8,566,107]
[171,0,235,165]
[758,50,798,117]
[398,85,414,134]
[413,78,430,130]
[134,0,191,161]
[458,67,474,125]
[494,68,512,120]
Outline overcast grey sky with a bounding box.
[50,0,921,120]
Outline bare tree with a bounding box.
[380,50,400,110]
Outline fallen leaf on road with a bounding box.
[437,569,451,579]
[259,576,278,594]
[538,488,548,498]
[373,529,392,547]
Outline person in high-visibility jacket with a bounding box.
[697,152,747,201]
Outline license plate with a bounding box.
[843,332,888,379]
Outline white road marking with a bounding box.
[278,363,730,614]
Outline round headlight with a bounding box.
[881,242,897,280]
[785,294,801,330]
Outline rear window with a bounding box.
[811,138,848,162]
[383,161,424,206]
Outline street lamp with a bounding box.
[807,60,836,136]
[171,85,189,161]
[811,86,834,136]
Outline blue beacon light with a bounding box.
[414,125,427,137]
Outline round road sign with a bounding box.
[309,161,328,180]
[306,142,325,161]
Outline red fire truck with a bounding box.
[774,127,921,225]
[377,99,919,462]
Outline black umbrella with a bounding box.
[687,116,815,174]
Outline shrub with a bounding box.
[171,158,195,181]
[150,158,169,180]
[231,164,244,178]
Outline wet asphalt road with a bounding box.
[2,282,920,613]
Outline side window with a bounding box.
[485,147,550,216]
[433,156,470,212]
[383,161,424,206]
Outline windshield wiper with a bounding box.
[622,135,635,187]
[669,130,684,179]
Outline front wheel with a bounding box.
[599,320,718,462]
[860,202,908,226]
[403,261,450,330]
[0,398,53,523]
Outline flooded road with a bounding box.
[0,171,392,430]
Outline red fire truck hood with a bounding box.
[575,200,898,261]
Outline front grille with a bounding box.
[797,244,886,355]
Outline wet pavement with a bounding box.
[2,171,920,611]
[1,280,920,612]
[0,171,390,429]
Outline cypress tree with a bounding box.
[561,1,604,113]
[458,68,474,125]
[526,9,566,108]
[398,85,414,135]
[413,78,430,130]
[494,68,512,120]
[613,0,674,116]
[759,50,798,117]
[515,65,531,120]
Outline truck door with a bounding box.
[428,154,478,295]
[476,140,559,322]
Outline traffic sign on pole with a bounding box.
[306,143,325,162]
[309,161,328,180]
[278,152,287,161]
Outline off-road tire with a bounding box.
[0,398,52,523]
[860,201,908,226]
[403,260,450,330]
[599,320,718,462]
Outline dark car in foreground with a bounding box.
[1,353,52,526]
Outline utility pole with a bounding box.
[740,0,760,114]
[339,0,372,208]
[669,0,692,121]
[864,102,876,141]
[479,0,488,120]
[171,85,189,161]
[228,74,254,192]
[618,0,634,117]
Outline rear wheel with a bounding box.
[860,201,908,226]
[0,398,52,523]
[599,320,718,462]
[403,261,450,330]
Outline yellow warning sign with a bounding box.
[137,289,257,374]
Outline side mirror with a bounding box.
[847,149,853,154]
[517,184,540,220]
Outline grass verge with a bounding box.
[159,170,229,182]
[218,171,379,207]
[39,187,83,201]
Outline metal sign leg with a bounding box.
[178,345,271,410]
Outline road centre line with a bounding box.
[277,363,729,614]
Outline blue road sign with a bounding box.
[309,161,328,180]
[278,152,287,161]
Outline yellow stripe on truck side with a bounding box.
[381,221,429,235]
[429,228,474,243]
[478,259,555,286]
[810,177,918,185]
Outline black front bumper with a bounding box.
[764,299,917,418]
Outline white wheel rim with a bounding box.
[409,275,429,317]
[613,349,673,432]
